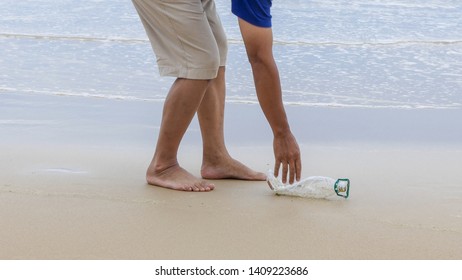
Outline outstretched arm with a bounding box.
[238,18,301,184]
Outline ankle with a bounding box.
[202,150,231,166]
[147,159,179,175]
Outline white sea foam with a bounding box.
[0,87,163,102]
[0,33,149,44]
[3,33,462,47]
[3,86,459,109]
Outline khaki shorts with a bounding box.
[132,0,228,79]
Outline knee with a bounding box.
[201,47,221,71]
[196,40,222,72]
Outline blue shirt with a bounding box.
[231,0,273,28]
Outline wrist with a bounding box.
[272,126,291,138]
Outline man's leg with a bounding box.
[133,0,225,191]
[146,78,215,191]
[197,0,265,181]
[198,66,266,180]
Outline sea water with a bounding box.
[0,0,461,109]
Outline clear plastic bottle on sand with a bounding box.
[267,170,350,199]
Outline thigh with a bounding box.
[202,0,228,66]
[133,0,221,78]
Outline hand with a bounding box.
[273,132,301,184]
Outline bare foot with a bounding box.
[201,156,266,181]
[147,164,215,192]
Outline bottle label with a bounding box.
[334,179,350,198]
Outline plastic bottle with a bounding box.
[267,170,350,199]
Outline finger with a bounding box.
[274,160,281,178]
[282,161,289,184]
[289,159,295,184]
[295,157,302,182]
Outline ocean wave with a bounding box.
[0,87,163,102]
[2,86,459,110]
[0,33,148,44]
[306,0,460,10]
[2,32,462,47]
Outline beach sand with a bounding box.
[1,92,462,259]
